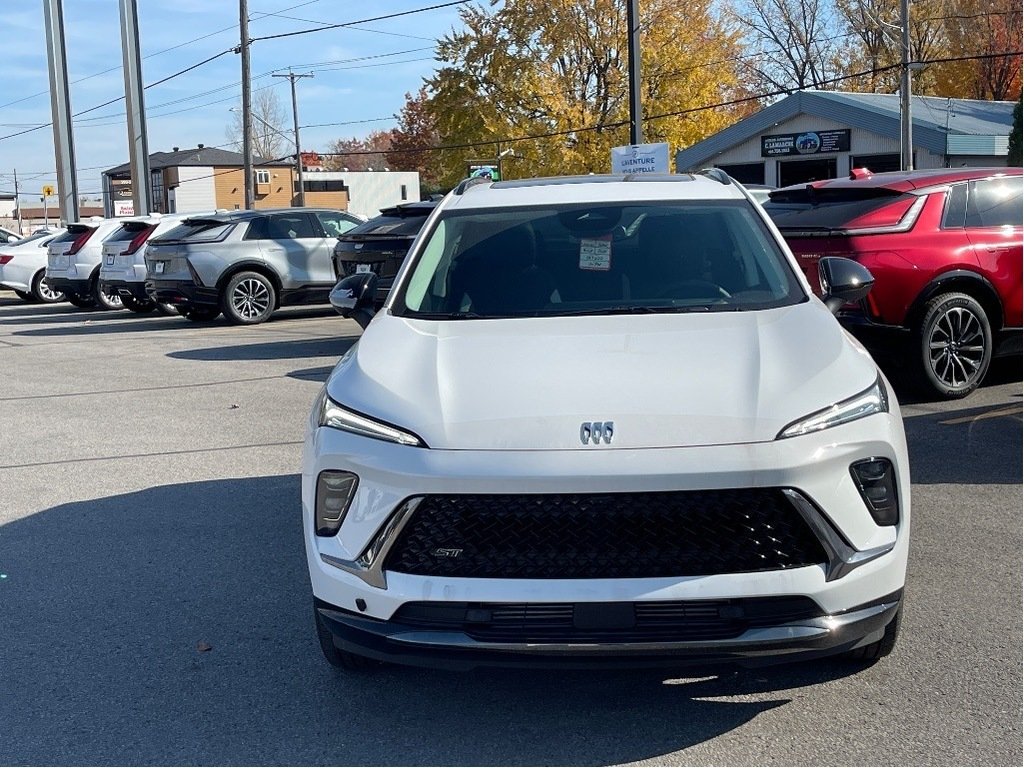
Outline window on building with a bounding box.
[715,163,765,185]
[150,172,164,213]
[401,184,408,200]
[295,179,348,193]
[256,170,271,184]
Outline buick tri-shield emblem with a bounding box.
[580,421,614,445]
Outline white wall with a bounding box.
[307,171,420,217]
[171,166,217,213]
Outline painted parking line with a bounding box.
[939,404,1023,425]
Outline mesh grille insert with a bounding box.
[383,489,827,579]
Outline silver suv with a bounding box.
[144,208,362,324]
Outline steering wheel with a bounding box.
[655,279,732,301]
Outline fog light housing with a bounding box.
[850,458,899,525]
[315,471,358,537]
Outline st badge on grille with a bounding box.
[580,421,614,445]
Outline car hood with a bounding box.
[325,300,878,450]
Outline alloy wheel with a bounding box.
[38,280,63,302]
[231,278,271,320]
[927,306,986,388]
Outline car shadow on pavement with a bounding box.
[168,336,359,363]
[12,316,199,335]
[902,398,1022,485]
[0,475,867,766]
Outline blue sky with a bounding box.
[0,0,467,202]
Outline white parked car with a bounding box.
[305,172,910,672]
[0,225,22,243]
[46,217,129,310]
[0,229,66,303]
[98,212,213,314]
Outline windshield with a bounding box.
[395,201,804,319]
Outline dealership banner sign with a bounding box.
[611,143,670,174]
[761,130,850,157]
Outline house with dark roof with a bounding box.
[675,91,1017,187]
[101,145,349,216]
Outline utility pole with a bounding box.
[899,0,914,170]
[239,0,254,208]
[43,0,80,224]
[13,169,22,235]
[119,0,152,216]
[274,70,313,206]
[625,0,643,145]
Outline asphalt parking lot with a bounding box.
[0,294,1021,766]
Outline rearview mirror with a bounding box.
[819,257,874,314]
[330,273,378,329]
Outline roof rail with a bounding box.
[697,167,733,186]
[453,176,491,195]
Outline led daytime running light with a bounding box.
[778,376,888,439]
[318,392,424,447]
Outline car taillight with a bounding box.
[66,228,96,255]
[124,225,156,255]
[0,255,12,265]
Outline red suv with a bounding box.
[765,168,1022,398]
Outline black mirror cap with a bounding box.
[819,257,874,314]
[330,273,378,329]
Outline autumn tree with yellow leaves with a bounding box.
[422,0,750,186]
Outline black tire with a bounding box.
[93,279,124,311]
[845,608,902,661]
[154,301,180,316]
[916,292,992,399]
[31,270,65,303]
[13,289,35,302]
[121,294,155,314]
[182,306,221,322]
[221,271,276,325]
[66,292,97,309]
[314,602,378,671]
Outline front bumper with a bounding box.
[316,591,903,670]
[145,277,219,307]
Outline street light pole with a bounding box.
[625,0,643,145]
[273,70,313,206]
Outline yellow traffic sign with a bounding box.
[41,185,54,197]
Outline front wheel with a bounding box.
[31,270,65,303]
[182,306,221,322]
[221,271,276,325]
[122,295,155,314]
[66,292,97,309]
[916,292,992,399]
[93,280,124,311]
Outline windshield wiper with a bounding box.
[409,311,489,320]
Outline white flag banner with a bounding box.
[611,143,670,174]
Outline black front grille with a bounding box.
[383,489,828,579]
[390,596,824,643]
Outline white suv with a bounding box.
[304,173,910,671]
[46,217,128,310]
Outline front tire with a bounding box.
[221,271,276,325]
[182,306,221,322]
[846,608,902,661]
[313,602,377,671]
[66,292,97,309]
[31,270,65,303]
[122,294,155,314]
[916,292,992,399]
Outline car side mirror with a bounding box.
[330,273,378,329]
[7,235,17,243]
[819,257,874,315]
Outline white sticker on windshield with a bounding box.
[579,236,612,271]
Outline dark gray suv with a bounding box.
[145,208,362,324]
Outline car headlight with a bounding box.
[315,388,425,447]
[777,375,888,439]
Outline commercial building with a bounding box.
[676,91,1017,187]
[101,146,348,216]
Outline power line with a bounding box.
[251,0,472,42]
